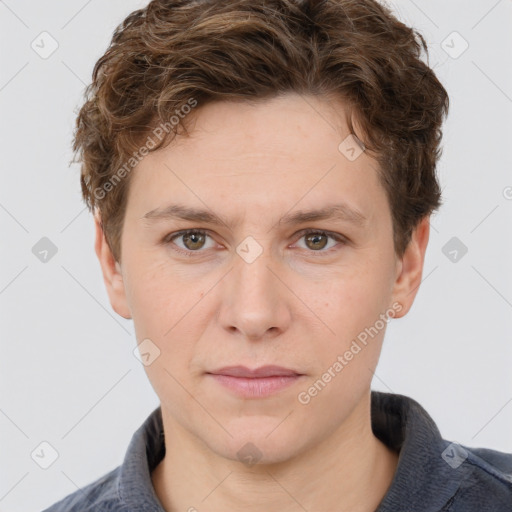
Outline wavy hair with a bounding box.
[72,0,449,261]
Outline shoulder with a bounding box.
[41,466,124,512]
[448,443,512,511]
[371,391,512,511]
[41,406,165,512]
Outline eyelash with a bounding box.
[162,228,347,257]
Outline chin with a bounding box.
[205,420,307,466]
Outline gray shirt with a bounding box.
[41,391,512,511]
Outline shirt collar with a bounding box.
[117,391,464,510]
[118,405,166,509]
[372,392,464,511]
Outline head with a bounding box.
[74,0,448,464]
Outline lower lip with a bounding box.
[208,374,303,398]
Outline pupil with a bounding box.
[185,233,204,249]
[307,233,327,250]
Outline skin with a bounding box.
[95,92,430,512]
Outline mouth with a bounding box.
[206,365,305,398]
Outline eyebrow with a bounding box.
[141,202,368,229]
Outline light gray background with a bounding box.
[1,1,511,510]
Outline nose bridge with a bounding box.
[218,238,290,339]
[234,241,275,295]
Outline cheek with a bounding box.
[295,273,391,421]
[123,251,185,338]
[319,259,395,337]
[123,251,211,368]
[126,258,201,404]
[302,257,396,391]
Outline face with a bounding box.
[96,92,429,464]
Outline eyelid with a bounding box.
[163,228,347,256]
[294,228,347,243]
[164,229,218,255]
[292,228,347,252]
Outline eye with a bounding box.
[163,228,347,257]
[164,229,216,255]
[292,229,346,255]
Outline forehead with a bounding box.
[126,93,387,225]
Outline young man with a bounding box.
[44,0,512,510]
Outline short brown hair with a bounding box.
[72,0,449,262]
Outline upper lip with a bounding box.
[207,365,302,378]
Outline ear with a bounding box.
[390,216,431,318]
[94,212,132,320]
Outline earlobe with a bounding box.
[94,213,132,320]
[390,216,431,319]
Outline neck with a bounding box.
[152,392,399,512]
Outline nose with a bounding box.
[217,244,292,342]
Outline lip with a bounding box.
[208,365,302,378]
[206,365,304,398]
